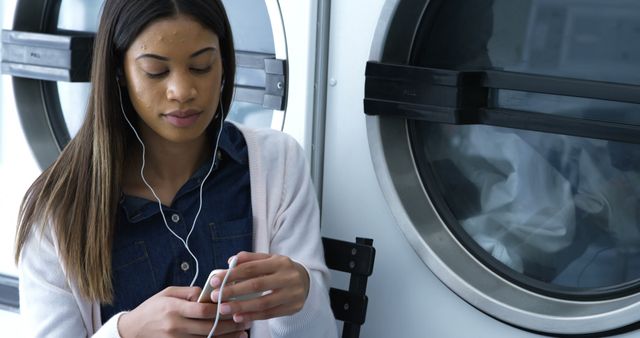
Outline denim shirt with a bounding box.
[101,122,253,323]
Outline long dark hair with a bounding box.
[15,0,236,303]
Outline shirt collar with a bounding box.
[119,121,247,223]
[188,121,246,182]
[217,121,247,165]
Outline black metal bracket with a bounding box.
[323,237,376,338]
[1,30,93,82]
[364,61,487,123]
[0,274,19,313]
[233,51,287,111]
[364,61,640,144]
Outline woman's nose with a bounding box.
[166,73,197,103]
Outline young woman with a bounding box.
[14,1,337,337]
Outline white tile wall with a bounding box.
[1,2,27,335]
[0,310,23,337]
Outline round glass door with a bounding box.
[56,0,99,137]
[412,0,640,297]
[223,0,279,128]
[366,0,640,334]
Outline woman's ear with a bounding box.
[116,68,126,87]
[220,58,225,91]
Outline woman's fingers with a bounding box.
[119,286,251,337]
[213,269,299,302]
[160,286,203,301]
[222,253,278,283]
[179,300,218,319]
[222,254,300,287]
[215,330,250,338]
[221,258,308,298]
[207,253,310,322]
[212,319,252,336]
[218,287,306,321]
[173,317,251,336]
[207,252,274,292]
[233,251,272,265]
[233,301,302,322]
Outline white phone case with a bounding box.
[197,269,224,303]
[197,269,264,303]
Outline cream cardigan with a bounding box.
[19,125,338,338]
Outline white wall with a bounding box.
[0,1,29,336]
[0,310,22,337]
[0,0,40,278]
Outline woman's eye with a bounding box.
[191,66,212,74]
[145,71,168,79]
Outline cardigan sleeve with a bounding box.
[18,226,122,338]
[265,136,338,338]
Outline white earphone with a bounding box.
[207,255,238,338]
[117,75,234,337]
[116,76,224,288]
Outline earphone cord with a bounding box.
[117,84,224,288]
[207,256,238,338]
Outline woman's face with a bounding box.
[123,14,223,144]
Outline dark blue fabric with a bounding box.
[101,122,253,323]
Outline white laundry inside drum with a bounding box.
[436,125,576,274]
[422,121,640,289]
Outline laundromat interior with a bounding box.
[3,0,640,337]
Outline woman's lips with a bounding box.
[163,110,202,128]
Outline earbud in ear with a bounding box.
[116,68,125,85]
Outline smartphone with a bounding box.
[197,269,223,303]
[197,269,263,303]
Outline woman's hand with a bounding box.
[209,252,310,323]
[117,286,251,338]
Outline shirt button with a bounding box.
[171,214,180,223]
[180,261,190,271]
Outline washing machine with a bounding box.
[321,0,640,337]
[0,0,323,335]
[2,0,321,166]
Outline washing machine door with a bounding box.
[365,0,640,335]
[1,0,293,170]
